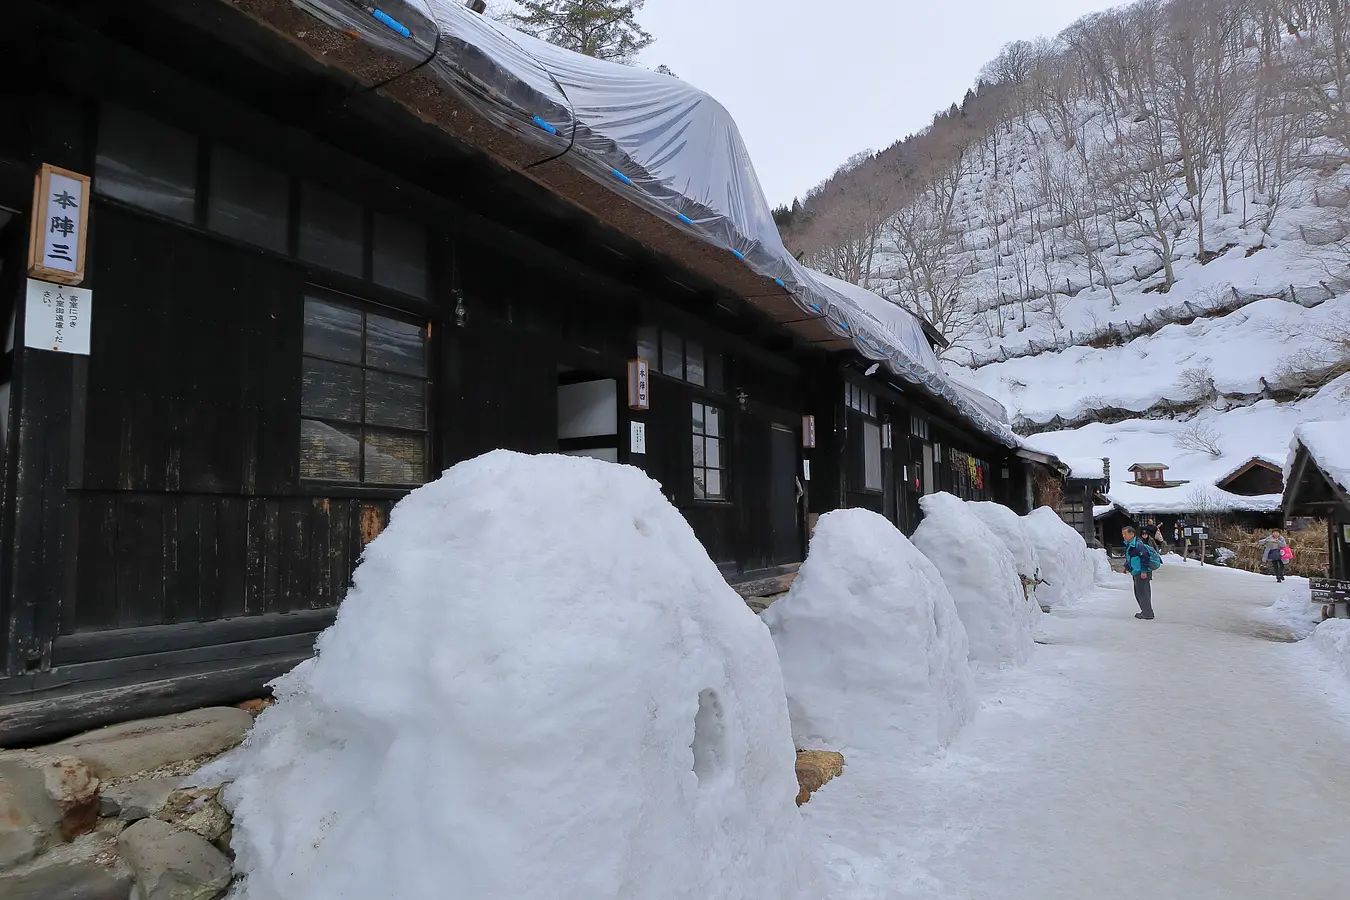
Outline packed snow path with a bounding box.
[806,562,1350,899]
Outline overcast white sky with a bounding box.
[633,0,1120,206]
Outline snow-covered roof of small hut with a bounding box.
[1286,420,1350,494]
[1062,457,1107,481]
[1214,454,1282,487]
[294,1,1019,447]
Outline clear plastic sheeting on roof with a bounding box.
[291,0,1020,446]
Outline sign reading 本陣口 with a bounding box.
[25,279,92,355]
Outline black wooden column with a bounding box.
[2,94,89,679]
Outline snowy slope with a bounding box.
[856,95,1350,488]
[951,296,1350,427]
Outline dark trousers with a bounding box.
[1272,559,1286,582]
[1133,574,1154,617]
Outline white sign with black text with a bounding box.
[629,421,647,455]
[802,459,811,482]
[25,278,92,355]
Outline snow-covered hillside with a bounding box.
[787,2,1350,502]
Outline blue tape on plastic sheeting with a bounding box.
[732,249,745,260]
[610,169,633,185]
[809,304,821,313]
[371,9,411,38]
[531,115,558,135]
[677,214,694,225]
[774,278,785,287]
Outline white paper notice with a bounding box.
[25,279,92,355]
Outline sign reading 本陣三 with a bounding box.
[27,163,91,286]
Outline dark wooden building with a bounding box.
[0,0,1041,744]
[1284,428,1350,581]
[1215,457,1284,498]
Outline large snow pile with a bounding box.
[1090,548,1126,587]
[967,500,1045,619]
[762,509,976,759]
[967,501,1040,583]
[1261,582,1322,640]
[1313,619,1350,683]
[1023,507,1097,609]
[200,451,821,900]
[912,493,1034,667]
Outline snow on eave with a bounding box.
[1093,503,1118,519]
[1287,420,1350,496]
[1106,486,1283,516]
[1062,457,1107,481]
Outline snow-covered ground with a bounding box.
[801,562,1350,899]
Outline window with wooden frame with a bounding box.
[93,103,431,300]
[845,382,877,417]
[637,326,724,391]
[299,291,430,486]
[692,401,727,500]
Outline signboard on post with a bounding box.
[626,359,649,411]
[1311,579,1350,606]
[25,279,92,355]
[802,415,816,449]
[27,163,91,286]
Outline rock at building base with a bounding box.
[45,708,254,780]
[794,750,845,806]
[118,817,230,900]
[0,751,101,868]
[0,833,131,900]
[99,777,180,823]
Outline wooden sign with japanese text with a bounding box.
[1311,578,1350,606]
[27,163,91,286]
[627,359,650,410]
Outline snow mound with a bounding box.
[968,501,1040,582]
[1024,507,1096,609]
[763,509,976,759]
[912,493,1034,667]
[1313,619,1350,683]
[1261,582,1322,640]
[967,500,1046,620]
[199,451,821,900]
[1090,548,1127,587]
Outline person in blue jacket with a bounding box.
[1123,525,1163,620]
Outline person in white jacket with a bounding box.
[1257,529,1289,583]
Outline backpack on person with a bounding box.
[1128,540,1162,575]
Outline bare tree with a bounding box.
[1101,124,1181,289]
[1173,419,1225,456]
